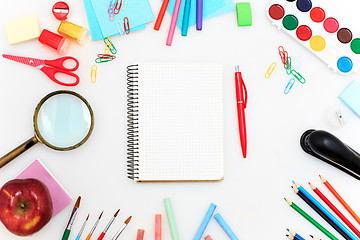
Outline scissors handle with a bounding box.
[40,67,80,86]
[44,56,79,72]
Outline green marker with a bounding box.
[164,198,179,240]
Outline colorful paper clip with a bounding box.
[284,78,295,94]
[97,54,116,60]
[109,3,115,21]
[95,56,115,63]
[116,21,125,35]
[121,0,128,10]
[114,0,122,14]
[286,57,292,75]
[265,62,276,78]
[124,17,130,34]
[104,37,117,54]
[278,46,288,68]
[291,69,306,84]
[90,65,97,83]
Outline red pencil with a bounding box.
[320,175,360,226]
[154,0,170,31]
[309,182,360,237]
[235,65,247,158]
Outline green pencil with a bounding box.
[284,198,338,240]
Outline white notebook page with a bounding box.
[137,63,224,181]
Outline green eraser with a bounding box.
[236,2,252,26]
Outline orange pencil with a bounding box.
[320,175,360,225]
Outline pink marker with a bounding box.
[136,229,145,240]
[166,0,182,46]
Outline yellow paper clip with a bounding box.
[104,36,117,54]
[90,65,97,83]
[265,62,276,78]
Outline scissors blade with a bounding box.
[2,54,45,68]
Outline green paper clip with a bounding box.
[291,69,306,84]
[103,37,117,54]
[286,57,292,75]
[95,57,114,63]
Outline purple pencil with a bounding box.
[196,0,203,30]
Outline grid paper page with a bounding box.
[137,63,224,181]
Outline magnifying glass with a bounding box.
[0,90,94,169]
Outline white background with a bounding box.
[1,0,360,239]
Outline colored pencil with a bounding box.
[85,211,103,240]
[320,175,360,226]
[97,209,120,240]
[166,0,182,46]
[284,198,338,240]
[164,198,179,240]
[154,0,170,31]
[287,229,305,240]
[62,196,81,240]
[194,203,217,240]
[287,234,294,240]
[292,186,352,240]
[310,182,360,237]
[310,235,322,240]
[196,0,203,30]
[75,214,90,240]
[294,182,357,240]
[181,0,191,36]
[111,216,132,240]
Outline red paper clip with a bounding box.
[114,0,122,14]
[124,17,130,34]
[109,3,115,21]
[97,54,116,60]
[278,46,288,68]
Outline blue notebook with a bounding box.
[339,80,360,118]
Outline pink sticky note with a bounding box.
[15,160,72,218]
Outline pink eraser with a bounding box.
[205,235,213,240]
[155,214,162,240]
[136,229,145,240]
[15,159,72,218]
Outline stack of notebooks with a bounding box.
[127,63,224,182]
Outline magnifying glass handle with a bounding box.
[0,136,39,169]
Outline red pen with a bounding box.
[235,65,247,158]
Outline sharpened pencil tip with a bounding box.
[75,196,81,208]
[125,216,132,224]
[114,209,120,217]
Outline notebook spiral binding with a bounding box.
[127,65,139,180]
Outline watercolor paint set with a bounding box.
[267,0,360,75]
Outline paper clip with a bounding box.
[97,54,116,60]
[291,69,306,84]
[116,21,125,35]
[278,46,288,67]
[114,0,122,14]
[284,78,295,94]
[121,0,128,10]
[286,57,292,75]
[95,57,114,63]
[265,62,276,78]
[109,3,115,21]
[104,37,117,54]
[124,17,130,34]
[90,65,97,83]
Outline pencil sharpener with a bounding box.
[300,129,360,180]
[52,2,70,20]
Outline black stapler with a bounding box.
[300,129,360,180]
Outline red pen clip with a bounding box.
[236,69,247,108]
[114,0,122,14]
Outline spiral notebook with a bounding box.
[127,63,224,182]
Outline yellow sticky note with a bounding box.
[5,14,40,45]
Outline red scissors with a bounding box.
[2,54,80,86]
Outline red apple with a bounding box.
[0,178,53,236]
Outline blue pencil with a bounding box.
[287,229,305,240]
[181,0,191,36]
[214,213,239,240]
[294,182,358,240]
[193,203,217,240]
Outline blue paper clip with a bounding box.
[284,78,295,94]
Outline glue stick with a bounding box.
[58,20,89,44]
[38,29,70,54]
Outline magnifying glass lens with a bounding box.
[36,93,92,149]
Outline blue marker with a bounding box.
[214,213,239,240]
[181,0,192,36]
[193,203,217,240]
[295,182,358,240]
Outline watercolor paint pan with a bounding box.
[267,0,360,75]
